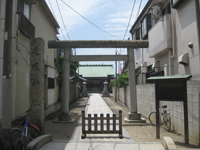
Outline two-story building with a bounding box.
[0,0,61,128]
[130,0,200,83]
[127,0,200,144]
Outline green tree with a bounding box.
[109,71,129,92]
[58,56,79,87]
[116,71,129,88]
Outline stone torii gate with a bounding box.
[48,40,148,122]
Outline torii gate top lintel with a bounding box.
[48,40,149,49]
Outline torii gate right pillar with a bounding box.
[124,47,145,123]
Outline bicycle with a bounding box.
[149,105,171,131]
[11,109,41,150]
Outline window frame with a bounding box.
[141,14,152,39]
[17,0,30,20]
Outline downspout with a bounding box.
[169,3,176,76]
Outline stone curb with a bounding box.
[162,137,177,150]
[26,134,52,150]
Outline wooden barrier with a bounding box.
[81,110,123,139]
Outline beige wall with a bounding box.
[14,33,31,118]
[31,3,59,106]
[31,3,56,67]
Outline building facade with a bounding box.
[130,0,200,84]
[78,65,114,92]
[0,0,61,128]
[124,0,200,144]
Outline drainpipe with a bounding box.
[169,4,176,76]
[2,0,13,128]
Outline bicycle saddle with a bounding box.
[162,105,167,108]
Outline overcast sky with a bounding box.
[46,0,148,68]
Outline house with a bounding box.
[118,0,200,144]
[78,65,115,92]
[0,0,61,128]
[129,0,200,84]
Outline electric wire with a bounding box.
[123,0,137,40]
[56,0,71,40]
[60,0,121,40]
[47,0,67,40]
[121,0,143,53]
[135,0,143,20]
[18,50,30,66]
[48,0,57,21]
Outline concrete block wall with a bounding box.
[112,80,200,145]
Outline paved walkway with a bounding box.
[40,94,165,150]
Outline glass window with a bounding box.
[24,1,30,19]
[141,17,147,38]
[172,0,179,4]
[141,14,151,39]
[136,28,140,40]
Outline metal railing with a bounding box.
[81,110,123,139]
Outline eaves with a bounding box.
[38,0,60,28]
[130,0,153,33]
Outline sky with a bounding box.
[46,0,148,72]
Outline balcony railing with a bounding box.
[17,12,35,39]
[149,14,172,58]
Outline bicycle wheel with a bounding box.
[27,126,41,142]
[163,113,171,131]
[149,111,164,126]
[12,131,25,150]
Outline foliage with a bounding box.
[116,71,129,88]
[58,56,79,87]
[108,81,115,93]
[58,56,79,77]
[109,71,129,92]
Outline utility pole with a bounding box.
[2,0,13,128]
[115,49,117,102]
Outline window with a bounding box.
[17,0,30,19]
[141,14,151,39]
[162,3,171,16]
[132,28,140,40]
[171,0,186,9]
[141,17,147,38]
[135,66,141,75]
[24,1,30,19]
[48,78,55,89]
[17,0,35,39]
[136,28,140,40]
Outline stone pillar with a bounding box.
[102,80,109,97]
[56,47,75,123]
[81,81,88,97]
[124,47,145,123]
[30,38,45,133]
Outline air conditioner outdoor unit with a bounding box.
[153,5,160,18]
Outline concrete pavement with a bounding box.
[38,93,168,150]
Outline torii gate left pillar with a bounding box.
[55,47,75,123]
